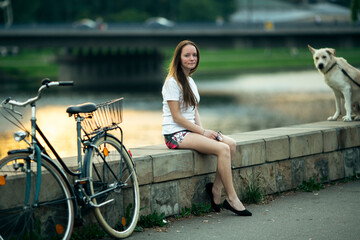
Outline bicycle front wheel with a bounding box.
[0,153,74,240]
[85,135,140,239]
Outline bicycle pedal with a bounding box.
[75,178,91,185]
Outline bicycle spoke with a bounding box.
[85,135,140,238]
[0,153,74,239]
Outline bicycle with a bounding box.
[0,79,140,240]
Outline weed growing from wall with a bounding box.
[241,171,265,204]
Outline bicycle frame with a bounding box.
[19,100,133,208]
[1,80,140,239]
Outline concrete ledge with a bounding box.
[131,121,360,217]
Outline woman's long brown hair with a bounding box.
[166,40,200,109]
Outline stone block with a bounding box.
[264,135,289,162]
[338,126,360,149]
[130,144,169,157]
[152,150,194,183]
[134,156,153,185]
[233,139,265,168]
[139,185,151,216]
[193,152,217,175]
[304,154,329,182]
[289,131,323,158]
[150,182,179,216]
[343,148,360,177]
[291,158,306,189]
[322,128,338,152]
[328,151,344,181]
[253,163,277,195]
[177,175,212,211]
[275,160,292,192]
[232,167,254,199]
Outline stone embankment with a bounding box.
[131,121,360,217]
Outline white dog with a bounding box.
[308,45,360,121]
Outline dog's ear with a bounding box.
[326,48,336,56]
[307,45,315,55]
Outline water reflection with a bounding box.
[0,105,163,159]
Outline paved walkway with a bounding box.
[128,180,360,240]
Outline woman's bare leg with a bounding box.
[179,133,245,211]
[212,135,236,204]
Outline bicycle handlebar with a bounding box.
[2,78,74,107]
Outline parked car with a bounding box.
[145,17,175,28]
[72,18,107,30]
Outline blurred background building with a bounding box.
[231,0,351,24]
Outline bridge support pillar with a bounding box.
[57,47,164,92]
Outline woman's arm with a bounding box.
[168,100,217,139]
[194,108,202,128]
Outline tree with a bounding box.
[177,0,220,22]
[351,0,360,23]
[8,0,236,24]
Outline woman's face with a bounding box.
[180,44,198,73]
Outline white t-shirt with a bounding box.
[162,76,200,135]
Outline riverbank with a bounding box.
[1,47,360,91]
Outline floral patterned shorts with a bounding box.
[164,130,191,149]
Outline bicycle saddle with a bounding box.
[66,102,97,116]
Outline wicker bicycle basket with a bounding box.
[80,98,123,134]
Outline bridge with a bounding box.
[1,23,359,91]
[1,23,360,48]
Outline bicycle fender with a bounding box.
[7,148,32,155]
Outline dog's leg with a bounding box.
[342,87,352,122]
[328,90,341,121]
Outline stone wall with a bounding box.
[131,121,360,217]
[2,120,359,224]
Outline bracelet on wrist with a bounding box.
[202,129,205,135]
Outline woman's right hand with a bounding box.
[203,129,219,140]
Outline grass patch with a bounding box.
[0,48,58,81]
[137,210,167,229]
[175,203,212,219]
[338,171,360,183]
[241,172,265,204]
[296,176,327,192]
[70,224,108,240]
[2,47,360,88]
[163,47,360,78]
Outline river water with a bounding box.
[0,70,334,159]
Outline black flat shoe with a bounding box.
[205,183,221,212]
[223,199,252,216]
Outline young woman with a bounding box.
[161,40,251,216]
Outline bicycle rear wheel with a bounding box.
[85,135,140,239]
[0,153,74,240]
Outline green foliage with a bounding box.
[0,48,58,83]
[176,203,212,218]
[241,172,265,204]
[8,0,236,23]
[351,0,360,23]
[70,224,107,240]
[178,0,220,22]
[137,211,167,229]
[107,9,149,22]
[189,202,212,216]
[3,47,360,92]
[340,170,360,183]
[296,177,326,192]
